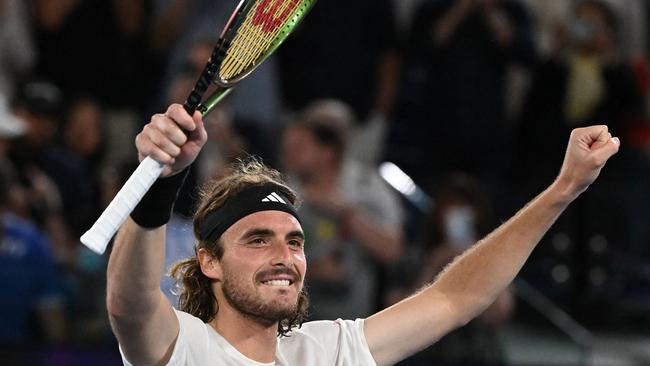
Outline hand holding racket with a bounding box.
[81,0,317,254]
[137,105,207,178]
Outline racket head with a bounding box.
[212,0,317,87]
[189,0,317,116]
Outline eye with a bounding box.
[288,239,304,249]
[249,237,268,246]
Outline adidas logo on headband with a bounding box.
[262,192,286,204]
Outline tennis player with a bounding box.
[107,103,620,365]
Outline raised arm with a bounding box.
[106,104,207,366]
[364,126,620,366]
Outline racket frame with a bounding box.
[80,0,317,254]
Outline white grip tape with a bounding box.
[80,156,165,254]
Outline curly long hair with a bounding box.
[170,159,309,337]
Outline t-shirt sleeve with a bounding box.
[120,309,209,366]
[298,319,377,365]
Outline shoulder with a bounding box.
[165,310,212,365]
[174,309,211,347]
[121,310,212,366]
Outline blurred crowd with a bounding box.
[1,0,650,364]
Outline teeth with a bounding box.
[263,280,290,286]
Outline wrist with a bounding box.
[130,166,190,228]
[547,177,580,205]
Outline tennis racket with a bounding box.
[81,0,317,254]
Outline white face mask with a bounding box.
[443,206,476,249]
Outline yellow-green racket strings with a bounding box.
[219,0,302,80]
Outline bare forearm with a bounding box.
[106,104,205,365]
[366,180,574,365]
[365,127,620,366]
[106,218,180,366]
[428,179,574,324]
[107,218,167,318]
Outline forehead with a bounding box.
[222,210,303,240]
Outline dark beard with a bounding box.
[221,275,301,327]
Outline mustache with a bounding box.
[255,268,301,282]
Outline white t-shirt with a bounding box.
[121,309,378,365]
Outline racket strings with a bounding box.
[220,0,301,80]
[222,5,276,76]
[221,1,289,77]
[231,0,293,65]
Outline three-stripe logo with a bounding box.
[262,192,286,204]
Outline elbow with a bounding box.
[456,295,500,328]
[106,277,128,319]
[106,269,162,320]
[439,293,495,330]
[106,287,159,323]
[106,289,128,320]
[454,310,476,329]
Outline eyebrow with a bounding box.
[240,228,305,241]
[241,228,274,241]
[287,230,305,241]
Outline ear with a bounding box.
[197,248,223,280]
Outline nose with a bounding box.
[271,242,294,267]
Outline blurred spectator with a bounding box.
[386,0,536,214]
[281,100,404,320]
[29,0,188,189]
[0,115,67,351]
[54,97,106,238]
[9,80,75,264]
[515,0,644,323]
[516,0,642,185]
[392,0,427,37]
[0,96,25,212]
[397,173,514,366]
[278,0,400,163]
[46,97,113,344]
[29,0,160,110]
[604,0,645,58]
[0,95,25,156]
[526,0,646,58]
[0,0,35,99]
[611,4,650,315]
[523,0,572,56]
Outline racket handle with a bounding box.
[80,156,164,254]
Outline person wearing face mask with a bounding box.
[385,0,536,214]
[514,0,644,323]
[516,0,643,188]
[396,173,514,366]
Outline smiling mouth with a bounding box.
[261,279,293,287]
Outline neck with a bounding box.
[209,301,278,363]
